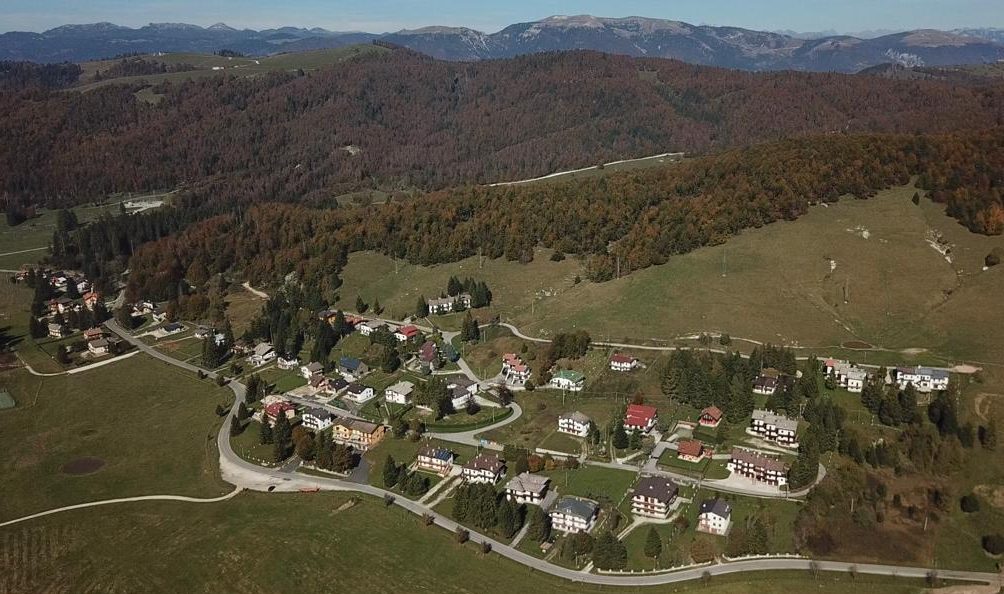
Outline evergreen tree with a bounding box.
[980,421,998,450]
[310,320,336,363]
[447,276,462,296]
[416,296,429,317]
[259,417,273,445]
[497,498,520,538]
[727,375,754,423]
[28,315,46,339]
[612,422,629,449]
[229,416,242,437]
[315,432,332,470]
[644,526,663,559]
[114,307,133,330]
[628,429,642,450]
[273,413,293,462]
[383,455,400,487]
[372,297,383,315]
[526,506,551,543]
[355,295,368,314]
[788,433,820,488]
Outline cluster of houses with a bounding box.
[426,294,472,315]
[625,474,733,537]
[824,358,950,394]
[501,353,531,386]
[258,394,387,451]
[823,359,870,393]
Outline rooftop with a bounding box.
[506,472,550,494]
[699,497,732,519]
[751,409,798,432]
[552,496,598,519]
[730,447,789,473]
[634,475,678,502]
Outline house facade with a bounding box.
[631,476,679,519]
[550,497,599,534]
[728,447,789,486]
[609,354,639,372]
[699,406,723,428]
[505,472,550,505]
[624,404,658,433]
[416,444,454,476]
[447,378,478,411]
[331,419,386,451]
[824,359,870,393]
[676,439,706,463]
[385,381,415,405]
[394,325,421,342]
[750,409,799,447]
[558,411,591,437]
[300,362,324,379]
[550,369,585,392]
[87,338,110,356]
[895,366,950,393]
[427,293,472,315]
[248,342,276,366]
[264,401,296,426]
[358,320,385,337]
[344,383,375,403]
[462,452,505,484]
[697,498,732,536]
[501,353,531,385]
[337,356,368,379]
[301,407,335,431]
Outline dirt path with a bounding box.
[242,282,269,300]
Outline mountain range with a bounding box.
[3,15,1004,72]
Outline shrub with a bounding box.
[961,494,981,513]
[981,533,1004,555]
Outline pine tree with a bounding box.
[612,422,629,449]
[315,432,332,470]
[259,417,273,445]
[355,295,368,314]
[28,315,46,339]
[372,297,383,315]
[727,375,754,423]
[526,506,551,543]
[229,416,242,436]
[644,526,663,559]
[383,455,400,487]
[273,413,292,462]
[416,296,429,317]
[628,429,642,450]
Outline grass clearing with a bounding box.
[0,354,232,522]
[542,464,637,504]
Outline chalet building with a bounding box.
[505,473,550,505]
[327,377,349,396]
[48,296,73,314]
[557,411,591,437]
[47,322,68,338]
[501,353,531,385]
[624,404,658,434]
[894,366,950,393]
[697,498,732,536]
[752,374,779,396]
[337,356,368,379]
[462,452,505,484]
[344,383,375,403]
[87,338,110,356]
[824,359,869,393]
[728,447,789,486]
[609,353,639,372]
[264,401,296,427]
[699,406,723,428]
[631,475,679,519]
[300,362,324,379]
[550,369,585,392]
[419,341,439,371]
[248,342,276,366]
[447,377,478,410]
[394,325,421,342]
[676,439,707,463]
[276,356,299,370]
[331,418,386,451]
[82,291,101,310]
[750,409,799,447]
[83,327,106,342]
[426,293,472,315]
[301,407,335,431]
[162,322,184,336]
[385,381,415,405]
[550,497,599,534]
[416,444,454,476]
[357,320,385,337]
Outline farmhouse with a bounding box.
[416,444,454,476]
[501,353,531,384]
[48,296,73,314]
[728,447,789,486]
[358,320,385,337]
[47,322,68,338]
[426,293,472,315]
[753,374,779,396]
[301,407,335,431]
[462,452,505,484]
[894,366,950,393]
[82,291,101,310]
[277,356,299,370]
[419,341,439,370]
[550,497,599,534]
[750,409,799,447]
[505,472,550,505]
[300,362,324,379]
[824,359,869,393]
[385,381,415,405]
[264,401,296,426]
[447,377,478,410]
[624,403,658,433]
[631,475,679,519]
[331,418,385,450]
[83,327,106,342]
[697,498,732,536]
[394,325,421,342]
[337,356,368,379]
[609,353,639,372]
[699,406,723,428]
[248,342,276,366]
[558,411,591,437]
[550,369,585,391]
[327,377,350,395]
[87,338,110,356]
[344,383,376,403]
[676,439,707,462]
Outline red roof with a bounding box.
[503,353,522,365]
[398,325,419,337]
[264,402,295,417]
[701,406,723,421]
[625,404,657,426]
[677,439,704,458]
[610,354,636,364]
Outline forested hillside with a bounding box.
[2,48,1004,206]
[48,129,1000,308]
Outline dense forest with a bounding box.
[2,48,1004,205]
[0,60,81,90]
[83,129,1000,301]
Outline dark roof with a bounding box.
[633,475,678,503]
[552,496,598,519]
[346,382,370,395]
[464,452,504,473]
[339,356,363,371]
[303,407,332,420]
[418,444,453,461]
[699,498,732,519]
[730,447,789,473]
[164,322,184,331]
[329,378,349,390]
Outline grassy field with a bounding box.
[0,354,233,522]
[334,186,1004,368]
[0,491,941,594]
[542,465,637,505]
[0,281,73,374]
[364,436,477,489]
[74,45,390,93]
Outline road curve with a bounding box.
[0,488,243,529]
[427,402,523,448]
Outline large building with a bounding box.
[550,497,599,534]
[385,381,415,405]
[501,353,531,385]
[331,418,386,451]
[301,407,334,431]
[505,472,550,505]
[728,447,789,486]
[550,369,585,392]
[824,359,870,393]
[631,476,679,519]
[894,366,950,393]
[557,411,591,437]
[416,444,454,476]
[697,498,732,535]
[750,409,799,447]
[462,452,505,484]
[427,294,472,315]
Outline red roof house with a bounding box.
[677,439,707,462]
[624,404,658,433]
[699,406,724,428]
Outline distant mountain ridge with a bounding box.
[3,15,1004,72]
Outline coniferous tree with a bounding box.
[416,296,429,317]
[612,422,629,450]
[273,413,293,462]
[383,455,400,487]
[259,416,273,445]
[644,526,663,559]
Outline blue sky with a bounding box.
[3,0,1002,34]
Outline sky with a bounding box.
[2,0,1002,34]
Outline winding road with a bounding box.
[27,318,986,588]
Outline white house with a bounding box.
[462,453,505,484]
[550,497,598,534]
[277,356,299,370]
[301,407,335,432]
[248,342,276,366]
[609,353,639,372]
[357,320,385,337]
[394,325,420,342]
[631,476,679,519]
[447,378,478,411]
[416,444,454,476]
[750,409,799,447]
[550,369,585,392]
[505,473,550,505]
[824,359,870,393]
[343,383,375,403]
[697,498,732,536]
[501,353,531,385]
[300,362,324,380]
[895,366,950,393]
[558,411,591,437]
[427,293,472,315]
[87,338,110,356]
[385,381,415,405]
